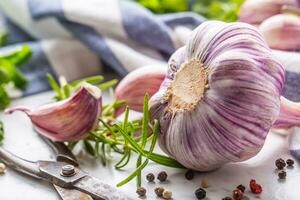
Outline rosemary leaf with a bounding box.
[136,155,142,187]
[70,75,104,87]
[63,84,71,98]
[114,124,142,153]
[47,74,63,100]
[141,94,149,148]
[115,149,131,169]
[98,79,118,91]
[117,159,149,187]
[84,140,95,156]
[100,142,107,166]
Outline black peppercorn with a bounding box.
[195,188,206,199]
[146,173,155,182]
[157,171,168,182]
[278,170,287,179]
[275,158,286,170]
[222,197,233,200]
[233,189,243,200]
[236,184,245,193]
[185,169,194,180]
[136,187,146,197]
[286,159,294,167]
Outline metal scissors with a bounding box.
[0,136,135,200]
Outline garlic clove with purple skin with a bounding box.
[150,21,285,171]
[238,0,299,25]
[259,11,300,50]
[273,96,300,130]
[5,83,102,142]
[115,65,166,112]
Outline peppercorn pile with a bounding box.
[135,158,297,199]
[136,170,172,199]
[275,158,295,180]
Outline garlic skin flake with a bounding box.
[5,84,102,141]
[150,21,285,171]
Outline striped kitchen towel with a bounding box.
[0,0,205,96]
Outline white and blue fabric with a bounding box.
[0,0,205,96]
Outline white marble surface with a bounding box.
[0,91,299,200]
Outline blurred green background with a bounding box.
[136,0,245,22]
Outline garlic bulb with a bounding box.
[259,12,300,50]
[115,65,166,112]
[239,0,298,25]
[149,21,285,171]
[5,83,102,141]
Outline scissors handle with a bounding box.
[0,147,41,178]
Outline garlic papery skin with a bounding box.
[115,65,167,112]
[149,21,285,171]
[239,0,298,25]
[5,84,102,141]
[259,13,300,50]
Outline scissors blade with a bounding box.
[73,176,135,200]
[53,185,93,200]
[40,136,78,166]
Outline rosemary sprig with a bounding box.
[47,75,184,189]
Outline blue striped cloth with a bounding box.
[0,0,205,96]
[1,0,300,159]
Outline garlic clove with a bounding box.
[273,96,300,130]
[5,84,102,141]
[259,13,300,50]
[115,65,166,112]
[239,0,298,25]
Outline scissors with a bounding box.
[0,136,135,200]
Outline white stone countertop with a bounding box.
[0,91,299,200]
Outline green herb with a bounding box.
[0,121,4,145]
[135,0,245,22]
[136,0,188,14]
[47,74,117,101]
[0,33,31,109]
[0,32,7,47]
[192,0,245,22]
[47,75,184,189]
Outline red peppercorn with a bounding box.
[252,184,263,194]
[233,189,243,200]
[249,179,256,190]
[249,179,262,194]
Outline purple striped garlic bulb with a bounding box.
[5,83,102,141]
[149,21,285,171]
